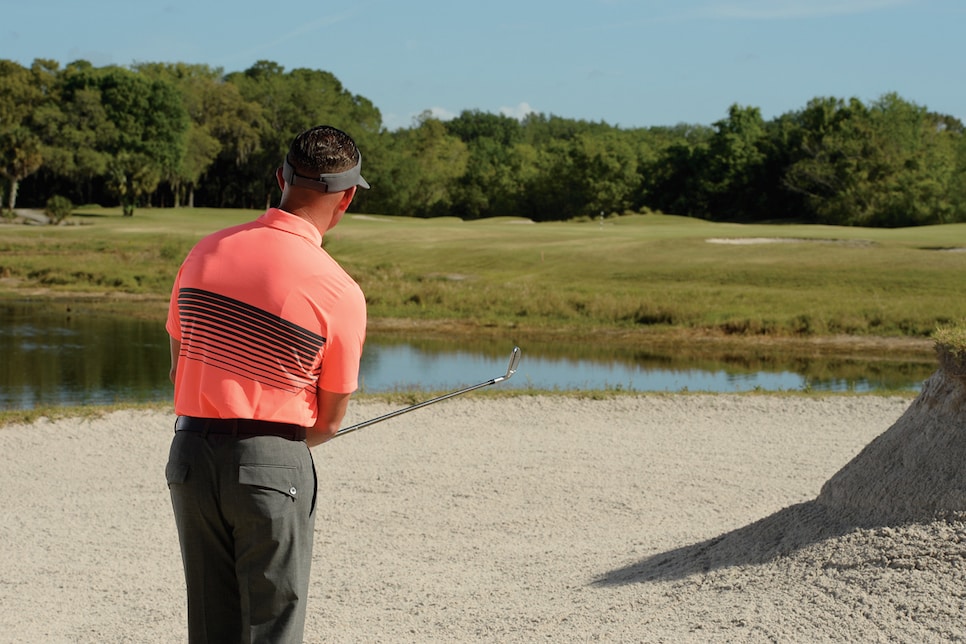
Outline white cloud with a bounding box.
[499,102,538,121]
[425,107,458,122]
[381,107,457,132]
[380,112,407,131]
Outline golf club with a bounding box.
[333,346,521,439]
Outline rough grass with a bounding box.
[935,326,966,352]
[934,323,966,376]
[2,207,966,340]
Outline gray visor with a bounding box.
[282,154,370,193]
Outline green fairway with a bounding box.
[2,207,965,342]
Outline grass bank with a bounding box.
[1,207,964,347]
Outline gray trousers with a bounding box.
[166,431,317,644]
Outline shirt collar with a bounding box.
[258,208,323,246]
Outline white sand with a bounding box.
[3,381,965,642]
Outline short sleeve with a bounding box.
[318,283,367,394]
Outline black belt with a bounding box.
[175,416,307,441]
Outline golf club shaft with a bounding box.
[333,346,521,439]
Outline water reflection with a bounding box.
[358,337,933,394]
[0,300,935,411]
[359,344,808,393]
[1,301,171,409]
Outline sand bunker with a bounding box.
[705,237,877,247]
[706,237,805,245]
[818,365,966,525]
[2,352,965,641]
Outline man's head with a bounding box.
[282,125,370,194]
[277,125,369,234]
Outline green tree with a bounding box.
[950,130,966,222]
[445,110,525,218]
[0,60,46,212]
[571,130,639,217]
[863,94,959,226]
[784,94,962,226]
[520,112,591,146]
[135,62,263,207]
[446,110,523,146]
[35,60,116,205]
[375,114,468,217]
[783,97,874,224]
[107,152,162,216]
[697,104,769,221]
[525,130,638,221]
[223,62,382,209]
[100,66,187,214]
[41,62,188,214]
[639,123,713,216]
[0,127,43,213]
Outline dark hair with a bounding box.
[287,126,360,176]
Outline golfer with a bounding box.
[164,125,369,643]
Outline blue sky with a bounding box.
[3,0,963,131]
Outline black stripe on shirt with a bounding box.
[177,287,326,393]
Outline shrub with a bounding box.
[45,195,74,225]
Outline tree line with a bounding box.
[3,58,965,226]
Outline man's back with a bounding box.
[168,208,366,423]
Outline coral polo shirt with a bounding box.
[166,208,366,425]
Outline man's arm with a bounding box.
[169,337,181,384]
[308,389,352,447]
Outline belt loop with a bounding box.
[201,419,211,439]
[231,419,239,436]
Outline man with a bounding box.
[164,125,369,643]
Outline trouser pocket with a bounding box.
[165,461,189,487]
[238,463,301,518]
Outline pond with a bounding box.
[0,300,935,410]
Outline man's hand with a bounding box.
[308,389,352,447]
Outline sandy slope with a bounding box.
[2,389,964,643]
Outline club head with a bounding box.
[504,346,521,380]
